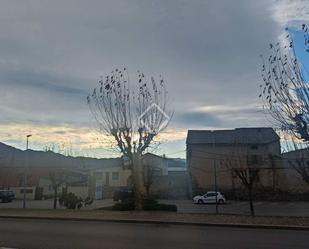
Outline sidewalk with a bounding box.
[1,209,309,230]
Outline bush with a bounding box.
[112,199,135,211]
[59,192,94,210]
[84,196,94,206]
[103,198,177,212]
[142,198,158,206]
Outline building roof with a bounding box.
[186,128,279,145]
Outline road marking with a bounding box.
[1,247,19,249]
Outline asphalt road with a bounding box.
[161,200,309,216]
[0,218,308,249]
[2,199,309,217]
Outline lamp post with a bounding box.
[23,134,32,209]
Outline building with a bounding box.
[281,148,309,192]
[186,128,282,195]
[88,153,190,199]
[0,142,189,200]
[88,164,131,199]
[0,142,122,199]
[143,153,190,199]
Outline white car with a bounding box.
[193,191,226,204]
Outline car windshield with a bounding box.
[0,1,308,249]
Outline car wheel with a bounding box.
[198,199,203,204]
[218,199,224,204]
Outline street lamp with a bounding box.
[23,134,32,209]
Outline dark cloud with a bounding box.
[175,111,222,128]
[0,0,290,155]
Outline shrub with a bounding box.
[59,192,94,210]
[112,199,135,211]
[103,198,177,212]
[142,198,158,206]
[84,196,94,206]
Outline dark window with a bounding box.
[251,145,258,150]
[112,172,119,180]
[20,189,33,194]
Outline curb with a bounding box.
[0,215,309,231]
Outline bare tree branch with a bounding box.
[260,24,309,141]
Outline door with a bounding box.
[34,187,43,200]
[105,172,110,186]
[95,180,103,200]
[205,193,217,203]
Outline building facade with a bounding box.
[186,128,282,195]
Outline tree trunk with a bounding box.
[248,185,255,216]
[132,153,145,210]
[53,187,58,209]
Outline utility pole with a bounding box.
[212,131,218,214]
[23,134,32,209]
[214,160,218,214]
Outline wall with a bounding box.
[0,167,50,188]
[89,167,132,199]
[280,149,309,192]
[188,141,281,194]
[10,186,36,200]
[143,154,168,176]
[150,171,191,199]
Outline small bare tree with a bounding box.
[87,68,171,209]
[49,169,66,209]
[283,138,309,185]
[223,150,260,216]
[259,24,309,141]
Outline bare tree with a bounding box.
[223,151,260,216]
[49,169,66,209]
[87,68,171,210]
[283,138,309,185]
[233,168,259,216]
[259,24,309,141]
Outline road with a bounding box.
[2,199,309,217]
[0,218,308,249]
[161,200,309,216]
[0,199,115,210]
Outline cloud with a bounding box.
[270,0,309,26]
[175,111,222,128]
[0,0,295,157]
[0,122,188,157]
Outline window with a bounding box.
[112,172,119,180]
[251,145,258,150]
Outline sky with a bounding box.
[0,0,308,158]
